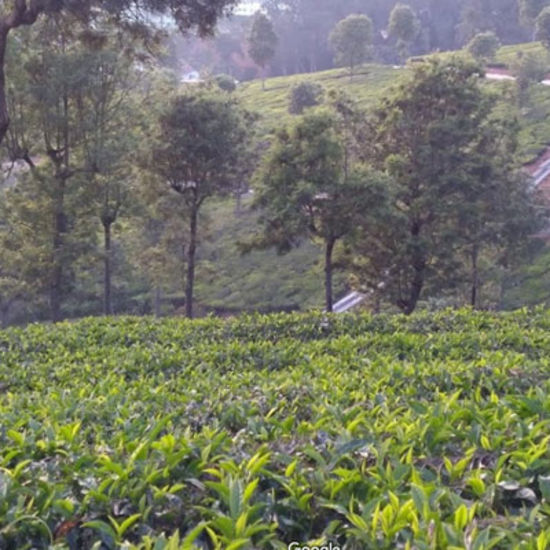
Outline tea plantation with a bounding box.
[3,310,550,549]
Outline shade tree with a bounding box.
[388,3,420,62]
[350,58,535,314]
[149,89,252,318]
[0,0,238,146]
[467,31,501,62]
[247,12,278,90]
[251,109,387,312]
[329,14,373,79]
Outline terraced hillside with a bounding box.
[237,44,550,162]
[2,310,550,548]
[237,64,404,140]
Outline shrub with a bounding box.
[288,81,324,114]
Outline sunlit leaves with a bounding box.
[1,309,550,546]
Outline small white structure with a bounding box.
[181,70,202,83]
[332,291,366,313]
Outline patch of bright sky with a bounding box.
[235,1,262,15]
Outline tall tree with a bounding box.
[329,14,373,79]
[247,12,278,90]
[75,48,138,316]
[467,31,501,62]
[150,89,251,318]
[354,58,515,314]
[2,19,103,321]
[454,118,541,308]
[388,3,420,62]
[519,0,550,26]
[0,0,238,146]
[536,6,550,47]
[251,110,387,312]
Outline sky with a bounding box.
[235,1,262,15]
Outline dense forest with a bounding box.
[2,0,550,326]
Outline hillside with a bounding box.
[192,49,550,314]
[237,43,550,162]
[237,64,404,139]
[194,197,346,314]
[2,310,550,547]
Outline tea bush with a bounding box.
[2,309,550,548]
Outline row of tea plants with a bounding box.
[2,309,550,548]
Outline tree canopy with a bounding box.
[0,0,238,144]
[329,14,373,77]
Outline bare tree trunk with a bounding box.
[103,221,112,315]
[397,222,426,315]
[470,242,479,309]
[154,286,161,317]
[325,237,335,313]
[0,27,9,145]
[50,87,70,323]
[185,206,198,319]
[401,264,425,315]
[50,180,66,322]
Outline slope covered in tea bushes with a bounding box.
[2,310,550,548]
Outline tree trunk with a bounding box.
[154,286,162,317]
[0,4,44,145]
[325,237,335,313]
[401,264,424,315]
[398,223,425,315]
[50,180,66,322]
[103,221,112,315]
[470,242,479,309]
[0,27,9,146]
[185,206,198,319]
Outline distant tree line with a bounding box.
[168,0,542,82]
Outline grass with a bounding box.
[194,196,347,313]
[236,43,550,161]
[3,310,550,547]
[495,41,548,66]
[237,64,405,140]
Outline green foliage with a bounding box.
[510,50,550,105]
[388,3,420,61]
[247,12,278,77]
[288,81,324,115]
[352,57,539,314]
[148,87,253,318]
[536,6,550,48]
[467,31,501,62]
[3,309,550,547]
[329,15,374,76]
[214,73,237,92]
[520,0,550,25]
[251,109,387,311]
